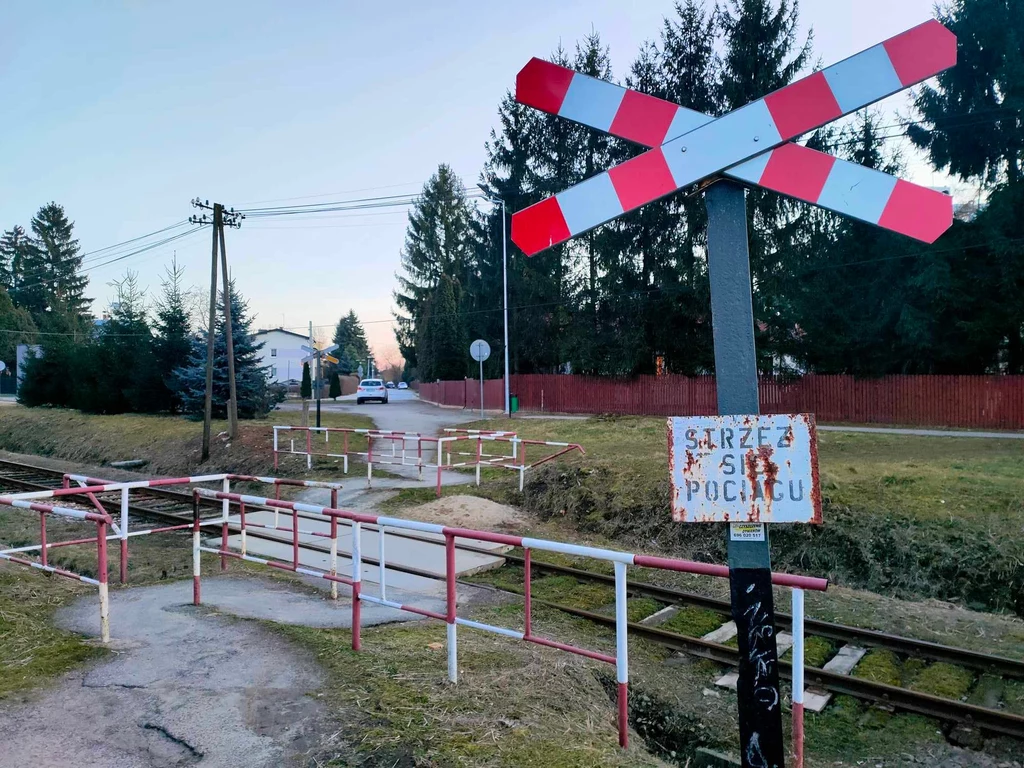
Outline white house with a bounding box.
[253,328,308,384]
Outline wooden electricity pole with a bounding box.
[191,199,245,461]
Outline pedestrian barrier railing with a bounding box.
[0,495,113,642]
[441,428,518,462]
[0,472,344,640]
[191,486,827,749]
[272,425,584,495]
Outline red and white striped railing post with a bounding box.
[96,518,110,644]
[273,426,279,469]
[239,500,247,556]
[39,512,48,568]
[329,488,339,600]
[351,521,362,651]
[329,516,339,601]
[119,487,129,583]
[292,503,300,571]
[445,532,458,683]
[792,588,806,768]
[378,523,387,602]
[192,491,201,606]
[367,435,374,488]
[523,548,532,639]
[613,561,629,749]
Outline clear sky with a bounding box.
[1,0,949,363]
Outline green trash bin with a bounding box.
[510,395,519,414]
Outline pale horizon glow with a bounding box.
[0,0,955,364]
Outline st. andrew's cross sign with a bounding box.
[510,20,956,255]
[507,19,957,768]
[302,342,339,429]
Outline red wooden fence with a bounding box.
[418,374,1024,429]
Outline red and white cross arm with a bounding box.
[515,57,953,245]
[511,20,956,256]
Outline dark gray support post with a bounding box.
[705,180,785,768]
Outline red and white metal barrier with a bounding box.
[192,486,827,749]
[1,471,345,638]
[273,425,584,497]
[0,496,113,643]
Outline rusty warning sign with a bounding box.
[668,414,822,524]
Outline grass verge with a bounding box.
[459,416,1024,615]
[0,406,374,478]
[0,568,105,701]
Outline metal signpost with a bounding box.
[470,339,491,419]
[506,19,956,766]
[302,342,339,429]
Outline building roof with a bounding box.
[254,327,309,341]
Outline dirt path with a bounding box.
[0,577,374,768]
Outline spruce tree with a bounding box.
[0,287,37,372]
[331,310,368,372]
[76,271,162,413]
[0,225,46,314]
[427,275,468,381]
[394,165,476,374]
[172,281,275,418]
[717,0,812,373]
[329,372,341,400]
[300,362,312,399]
[153,258,194,412]
[30,203,90,319]
[908,0,1024,371]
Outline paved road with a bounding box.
[276,393,490,503]
[817,425,1024,439]
[277,391,481,436]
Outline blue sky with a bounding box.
[1,0,946,360]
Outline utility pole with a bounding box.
[191,199,245,461]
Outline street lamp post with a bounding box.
[480,189,510,417]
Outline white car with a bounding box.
[397,381,409,390]
[356,379,388,405]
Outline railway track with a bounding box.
[1,458,1022,739]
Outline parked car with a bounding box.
[385,381,396,389]
[397,381,409,390]
[356,379,388,404]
